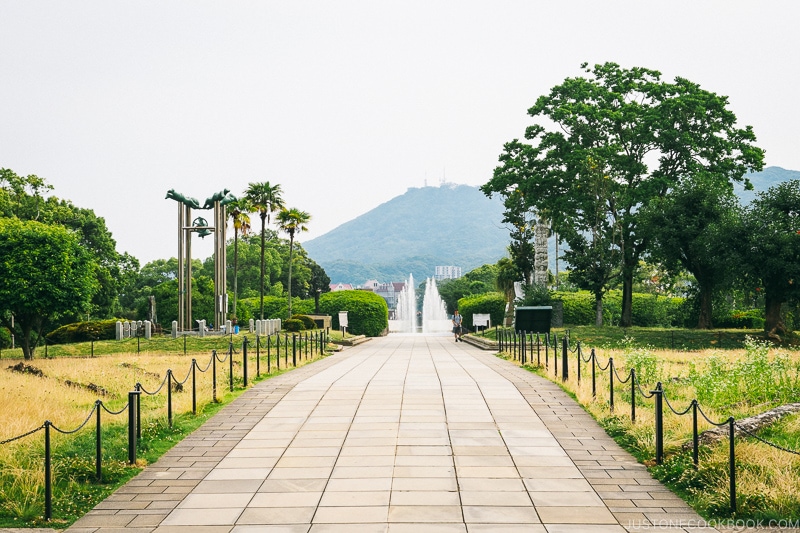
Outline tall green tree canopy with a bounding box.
[740,180,800,338]
[642,177,741,329]
[482,62,764,327]
[0,218,98,359]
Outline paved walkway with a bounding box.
[67,335,716,533]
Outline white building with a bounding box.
[434,265,462,280]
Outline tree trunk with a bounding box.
[21,323,35,360]
[764,291,785,339]
[594,294,603,327]
[233,230,239,320]
[259,216,266,320]
[696,284,713,329]
[620,274,633,328]
[287,236,294,318]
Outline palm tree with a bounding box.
[244,182,284,320]
[496,257,520,326]
[227,197,251,322]
[276,207,311,318]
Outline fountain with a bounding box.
[393,273,417,333]
[389,274,451,334]
[422,277,450,333]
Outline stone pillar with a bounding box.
[226,320,232,334]
[123,321,131,338]
[198,320,206,338]
[172,320,179,339]
[144,320,152,339]
[116,321,123,341]
[249,318,255,333]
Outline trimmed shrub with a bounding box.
[319,290,388,337]
[291,314,317,330]
[238,296,310,320]
[554,291,596,326]
[716,309,765,329]
[283,318,305,332]
[46,319,120,344]
[457,292,506,331]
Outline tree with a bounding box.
[740,180,800,339]
[308,260,331,314]
[642,176,741,328]
[495,257,521,326]
[227,197,251,322]
[483,62,764,327]
[0,219,97,359]
[500,190,536,284]
[244,182,284,320]
[276,207,311,318]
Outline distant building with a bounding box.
[360,280,407,319]
[329,283,354,292]
[435,265,462,280]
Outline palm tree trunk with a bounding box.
[287,236,294,318]
[259,215,266,320]
[233,229,239,321]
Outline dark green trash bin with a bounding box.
[514,306,552,334]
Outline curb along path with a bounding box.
[67,335,716,533]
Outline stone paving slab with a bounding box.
[65,335,720,533]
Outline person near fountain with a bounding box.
[452,309,463,342]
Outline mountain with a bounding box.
[303,183,510,284]
[737,166,800,205]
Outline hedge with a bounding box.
[46,319,121,344]
[238,296,313,321]
[550,290,683,327]
[457,292,506,331]
[319,290,388,337]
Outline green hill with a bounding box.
[303,184,510,283]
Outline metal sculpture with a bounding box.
[166,189,234,332]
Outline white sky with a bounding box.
[2,1,798,264]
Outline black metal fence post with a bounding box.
[256,334,261,377]
[242,337,248,387]
[608,357,614,410]
[692,400,699,467]
[95,400,102,481]
[167,369,173,427]
[561,336,568,381]
[630,369,636,423]
[229,343,234,392]
[128,390,140,465]
[191,359,197,415]
[44,420,52,520]
[292,334,297,367]
[576,343,582,384]
[729,417,737,514]
[183,333,187,355]
[591,349,596,398]
[285,333,289,367]
[212,350,218,403]
[653,382,664,464]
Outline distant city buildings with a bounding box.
[434,265,462,280]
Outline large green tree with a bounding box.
[276,207,311,318]
[642,176,741,328]
[0,219,98,359]
[482,62,764,327]
[740,180,800,338]
[244,182,284,320]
